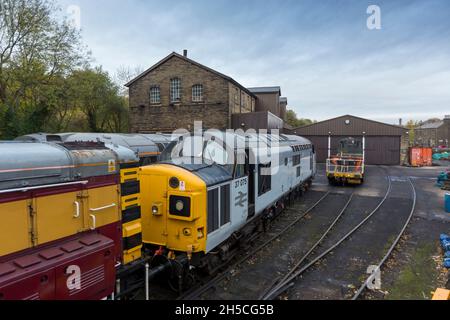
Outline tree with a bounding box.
[0,0,88,138]
[68,67,128,132]
[405,119,419,145]
[285,109,315,128]
[114,65,144,97]
[0,0,130,139]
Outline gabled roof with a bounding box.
[417,121,444,129]
[294,114,407,136]
[124,52,256,98]
[247,86,281,95]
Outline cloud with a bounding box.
[56,0,450,123]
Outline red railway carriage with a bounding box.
[0,141,142,300]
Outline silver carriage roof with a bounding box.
[0,141,136,191]
[169,131,312,148]
[15,132,178,156]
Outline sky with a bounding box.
[56,0,450,124]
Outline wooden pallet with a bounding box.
[442,180,450,191]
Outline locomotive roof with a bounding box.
[0,141,135,192]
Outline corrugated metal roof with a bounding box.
[294,115,407,136]
[247,86,281,94]
[417,121,444,129]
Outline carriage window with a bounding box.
[258,162,272,196]
[297,166,301,177]
[293,155,301,166]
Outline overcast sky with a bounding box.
[56,0,450,124]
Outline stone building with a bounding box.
[414,116,450,147]
[125,51,256,133]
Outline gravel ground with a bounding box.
[291,164,450,300]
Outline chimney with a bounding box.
[183,49,188,57]
[444,115,450,125]
[399,118,402,126]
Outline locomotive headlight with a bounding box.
[176,200,184,211]
[169,196,191,217]
[152,206,159,215]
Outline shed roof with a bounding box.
[294,115,407,136]
[124,52,256,98]
[247,86,281,95]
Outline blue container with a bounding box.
[446,193,450,213]
[443,240,450,251]
[444,258,450,269]
[445,251,450,259]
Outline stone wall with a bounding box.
[128,55,231,132]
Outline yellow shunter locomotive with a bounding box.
[326,137,365,185]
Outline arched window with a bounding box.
[170,78,181,102]
[192,84,203,102]
[150,86,160,104]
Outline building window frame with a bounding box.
[192,84,204,102]
[170,78,181,103]
[149,86,161,104]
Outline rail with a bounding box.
[179,191,331,300]
[261,170,392,300]
[351,177,417,300]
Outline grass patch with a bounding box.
[386,243,439,300]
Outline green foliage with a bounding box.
[285,109,315,128]
[405,119,419,145]
[0,0,129,139]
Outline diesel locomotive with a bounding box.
[326,137,365,185]
[0,140,143,300]
[141,132,316,280]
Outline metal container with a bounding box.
[410,147,433,167]
[445,193,450,213]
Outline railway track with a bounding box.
[351,178,417,300]
[261,173,417,300]
[179,191,332,300]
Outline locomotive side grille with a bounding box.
[207,189,219,233]
[69,265,105,296]
[24,292,40,300]
[207,184,231,234]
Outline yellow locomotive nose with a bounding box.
[139,164,208,253]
